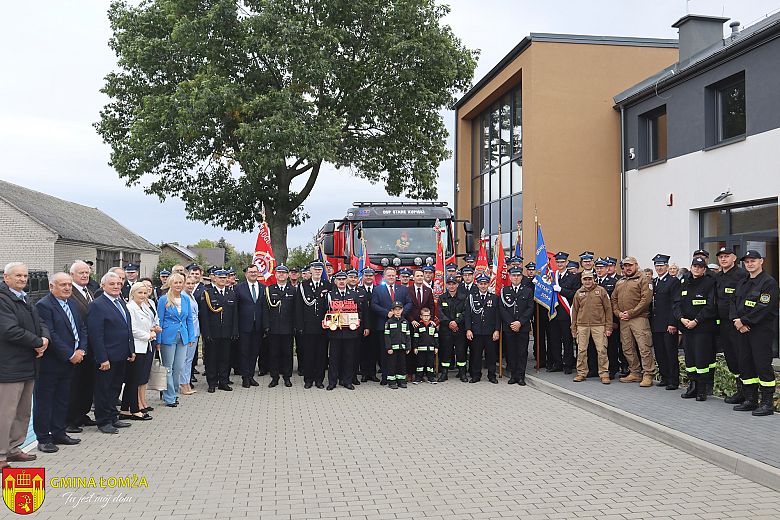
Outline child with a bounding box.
[413,308,439,384]
[384,301,411,389]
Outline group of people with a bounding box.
[0,244,777,467]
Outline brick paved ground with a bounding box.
[16,367,780,520]
[528,360,780,469]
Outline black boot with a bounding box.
[437,370,448,383]
[458,367,468,383]
[695,382,707,401]
[733,384,758,411]
[705,371,714,396]
[751,386,775,417]
[724,379,744,404]
[681,378,697,399]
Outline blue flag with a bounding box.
[533,225,557,319]
[317,244,329,283]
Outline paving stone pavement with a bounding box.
[528,360,780,469]
[17,368,780,520]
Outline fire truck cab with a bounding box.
[319,201,473,275]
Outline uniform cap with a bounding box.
[362,268,375,275]
[124,263,139,272]
[446,276,458,284]
[508,266,523,275]
[691,257,707,267]
[310,261,325,269]
[422,265,434,272]
[742,249,763,260]
[275,265,289,273]
[346,269,358,276]
[159,269,171,276]
[693,249,710,258]
[391,300,404,309]
[214,268,229,277]
[185,263,201,271]
[606,256,618,266]
[333,271,348,279]
[289,267,300,273]
[445,263,458,271]
[460,266,475,274]
[464,254,476,262]
[206,266,217,275]
[399,268,412,276]
[567,260,579,269]
[554,252,570,261]
[525,262,536,270]
[475,273,491,283]
[579,251,595,261]
[652,254,670,265]
[594,257,608,267]
[716,246,734,256]
[226,268,235,275]
[509,256,523,264]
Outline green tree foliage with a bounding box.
[96,0,477,263]
[153,253,180,285]
[287,243,316,269]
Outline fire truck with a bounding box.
[319,202,474,277]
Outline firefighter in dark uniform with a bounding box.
[549,252,580,374]
[499,266,535,386]
[295,261,331,389]
[437,276,467,382]
[263,265,297,388]
[673,257,717,401]
[358,269,380,382]
[121,263,139,301]
[525,261,548,369]
[650,254,682,390]
[714,246,749,404]
[730,250,778,416]
[465,273,501,384]
[458,266,478,298]
[326,271,365,390]
[199,268,239,392]
[346,268,369,384]
[384,301,411,389]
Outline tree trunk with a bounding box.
[267,212,290,265]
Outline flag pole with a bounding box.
[497,224,503,379]
[534,209,540,372]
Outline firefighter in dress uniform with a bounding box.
[465,273,501,384]
[499,266,535,386]
[199,268,239,393]
[326,271,366,390]
[437,276,467,382]
[730,250,778,416]
[346,268,369,385]
[295,261,331,389]
[263,265,297,388]
[650,254,682,390]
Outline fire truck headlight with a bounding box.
[425,257,434,266]
[381,258,389,267]
[392,258,401,267]
[414,257,422,266]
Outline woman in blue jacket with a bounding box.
[157,273,195,407]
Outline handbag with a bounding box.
[147,348,168,391]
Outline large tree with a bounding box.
[96,0,477,261]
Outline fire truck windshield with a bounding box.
[355,219,451,257]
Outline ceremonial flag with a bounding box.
[432,219,445,297]
[317,243,329,283]
[356,230,369,277]
[514,220,522,259]
[490,228,509,292]
[253,220,276,284]
[475,229,490,273]
[533,224,557,319]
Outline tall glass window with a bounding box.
[471,85,522,242]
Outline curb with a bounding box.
[526,375,780,493]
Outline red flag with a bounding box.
[253,222,276,284]
[492,233,509,291]
[432,220,445,298]
[475,229,489,273]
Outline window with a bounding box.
[639,105,667,165]
[707,72,745,146]
[470,85,522,238]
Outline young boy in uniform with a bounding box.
[413,308,438,384]
[384,301,411,389]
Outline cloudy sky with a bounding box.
[2,0,778,254]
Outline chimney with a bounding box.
[671,14,729,63]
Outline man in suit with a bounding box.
[0,262,50,468]
[370,266,411,384]
[650,254,681,390]
[235,265,265,388]
[88,271,135,434]
[295,262,330,389]
[408,268,435,379]
[34,273,87,453]
[66,261,97,432]
[263,266,297,388]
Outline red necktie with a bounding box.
[389,285,395,301]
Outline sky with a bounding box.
[2,0,779,254]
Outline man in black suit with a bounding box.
[34,273,87,452]
[263,266,297,388]
[88,271,135,434]
[235,265,265,388]
[199,269,239,392]
[650,254,681,390]
[295,262,330,389]
[65,260,97,432]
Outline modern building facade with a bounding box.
[0,180,160,278]
[453,33,678,260]
[615,14,780,278]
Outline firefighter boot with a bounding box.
[437,369,448,383]
[751,386,775,417]
[458,367,468,383]
[681,376,697,399]
[724,379,744,404]
[695,380,707,401]
[733,384,758,411]
[705,371,714,396]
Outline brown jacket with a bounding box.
[611,272,652,319]
[571,283,612,333]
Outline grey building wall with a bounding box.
[0,200,58,273]
[53,241,96,275]
[622,35,780,167]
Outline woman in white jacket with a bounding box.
[121,282,159,420]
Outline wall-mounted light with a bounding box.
[713,190,732,203]
[628,147,636,160]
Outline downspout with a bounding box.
[453,109,460,256]
[619,105,627,257]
